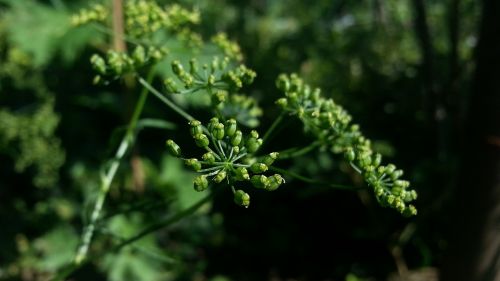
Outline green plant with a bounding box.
[63,0,417,278]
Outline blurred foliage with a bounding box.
[0,0,482,280]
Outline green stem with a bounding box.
[270,166,361,190]
[276,141,322,160]
[113,193,212,251]
[262,112,285,145]
[74,70,155,265]
[54,193,211,281]
[138,76,195,122]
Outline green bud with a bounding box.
[225,119,237,137]
[251,175,269,189]
[164,77,179,93]
[172,60,184,76]
[194,133,210,147]
[90,54,106,74]
[212,90,227,105]
[193,175,208,192]
[391,169,404,180]
[208,74,216,86]
[202,152,216,164]
[250,162,268,173]
[208,117,219,132]
[213,170,227,183]
[394,180,410,189]
[166,139,181,157]
[246,138,262,153]
[403,205,417,217]
[185,158,201,171]
[385,164,396,174]
[266,174,284,191]
[232,146,240,154]
[189,58,198,74]
[132,45,146,64]
[211,123,225,140]
[235,167,250,181]
[234,190,250,208]
[262,152,279,166]
[372,153,382,167]
[345,148,356,162]
[276,74,290,92]
[231,131,243,146]
[189,120,203,136]
[276,98,288,109]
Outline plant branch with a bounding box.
[270,166,361,190]
[259,112,286,152]
[138,76,196,122]
[73,70,155,265]
[276,141,322,160]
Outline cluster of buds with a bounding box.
[165,57,256,94]
[211,33,244,62]
[90,45,168,83]
[166,118,284,208]
[125,1,200,37]
[71,4,108,26]
[275,74,417,216]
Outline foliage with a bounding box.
[0,0,482,280]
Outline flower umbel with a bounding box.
[166,118,283,208]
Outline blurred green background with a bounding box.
[0,0,498,280]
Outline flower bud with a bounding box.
[275,98,288,109]
[231,131,242,146]
[208,117,219,132]
[250,163,268,173]
[246,138,262,153]
[266,174,284,191]
[385,164,396,174]
[164,77,179,93]
[262,152,279,166]
[212,90,227,105]
[225,119,237,137]
[372,153,382,167]
[171,60,184,76]
[202,152,216,164]
[235,167,250,181]
[132,45,146,64]
[90,54,106,74]
[276,74,290,92]
[234,190,250,208]
[232,146,240,154]
[211,123,225,140]
[403,205,417,217]
[194,133,210,147]
[166,139,181,157]
[185,158,201,171]
[213,170,227,183]
[251,175,269,189]
[189,58,198,74]
[390,169,404,180]
[193,175,208,192]
[344,148,355,162]
[189,120,203,136]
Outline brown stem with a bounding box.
[112,0,126,52]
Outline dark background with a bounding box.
[0,0,498,280]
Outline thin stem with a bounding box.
[270,166,361,190]
[113,193,212,251]
[276,141,322,160]
[138,76,196,122]
[54,193,212,281]
[74,70,155,265]
[259,112,286,152]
